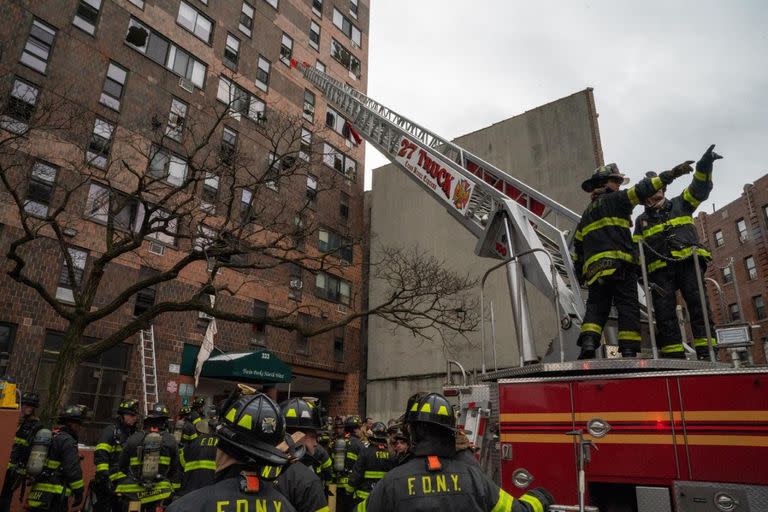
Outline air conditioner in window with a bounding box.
[337,303,347,314]
[179,77,195,93]
[199,311,214,320]
[148,241,165,256]
[289,278,303,290]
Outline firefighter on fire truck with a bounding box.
[634,144,723,359]
[0,391,43,512]
[358,393,554,512]
[573,162,693,359]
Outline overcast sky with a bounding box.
[362,0,768,212]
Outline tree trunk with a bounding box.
[39,328,83,426]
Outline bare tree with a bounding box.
[0,67,478,422]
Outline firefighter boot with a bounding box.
[578,337,599,360]
[620,347,638,358]
[696,346,717,361]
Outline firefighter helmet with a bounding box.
[117,399,140,416]
[344,415,362,430]
[281,398,322,432]
[147,403,170,420]
[581,163,629,192]
[58,404,87,424]
[191,397,206,409]
[179,405,192,418]
[216,393,289,466]
[21,392,40,408]
[369,421,388,442]
[404,393,456,431]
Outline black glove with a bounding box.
[71,490,84,508]
[524,487,556,511]
[658,160,694,184]
[696,144,723,174]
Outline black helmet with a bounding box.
[344,415,362,430]
[370,421,388,442]
[117,399,140,416]
[404,393,455,431]
[581,163,629,192]
[192,397,206,409]
[217,393,289,467]
[58,404,87,424]
[21,392,40,408]
[147,403,170,420]
[179,406,192,418]
[281,398,322,432]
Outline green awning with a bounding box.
[180,344,291,384]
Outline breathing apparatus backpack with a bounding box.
[26,428,53,477]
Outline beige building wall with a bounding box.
[366,89,604,421]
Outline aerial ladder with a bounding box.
[294,61,587,363]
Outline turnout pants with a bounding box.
[578,269,642,353]
[0,469,21,512]
[650,258,716,357]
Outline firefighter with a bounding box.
[173,405,192,444]
[455,429,478,466]
[388,427,409,462]
[349,422,396,505]
[271,435,328,512]
[574,162,693,359]
[0,391,42,512]
[182,397,206,444]
[335,416,365,512]
[25,404,86,512]
[178,417,218,496]
[359,393,554,511]
[91,398,141,512]
[279,397,333,503]
[634,145,723,359]
[115,402,179,510]
[165,392,297,512]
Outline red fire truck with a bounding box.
[294,62,768,511]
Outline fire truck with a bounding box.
[294,62,768,512]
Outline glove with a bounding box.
[523,487,556,511]
[670,160,695,178]
[696,143,723,174]
[71,490,84,508]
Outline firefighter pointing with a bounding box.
[358,393,554,511]
[634,144,723,359]
[573,162,692,359]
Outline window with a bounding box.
[220,126,237,166]
[309,21,321,50]
[296,313,310,354]
[194,224,218,252]
[736,218,749,242]
[332,8,361,47]
[1,78,39,134]
[293,214,306,251]
[333,328,344,362]
[299,128,312,161]
[73,0,102,35]
[252,300,268,345]
[166,97,187,141]
[339,191,349,221]
[325,105,347,136]
[201,173,219,211]
[265,152,280,191]
[315,272,351,305]
[729,303,741,322]
[331,39,361,78]
[714,230,724,247]
[145,208,177,245]
[240,188,253,223]
[763,204,768,227]
[754,295,766,320]
[99,62,128,111]
[318,228,352,264]
[722,265,733,284]
[264,0,279,8]
[24,160,58,217]
[216,77,265,122]
[350,0,358,18]
[280,33,293,66]
[125,18,207,88]
[133,275,156,316]
[148,146,188,186]
[745,256,758,280]
[312,0,322,17]
[303,89,315,123]
[315,60,326,74]
[307,174,318,202]
[224,34,240,69]
[256,56,270,92]
[177,2,213,43]
[20,19,56,74]
[289,264,303,301]
[129,0,144,7]
[239,2,254,37]
[323,143,356,180]
[85,182,143,232]
[56,248,87,303]
[86,118,114,169]
[0,323,17,373]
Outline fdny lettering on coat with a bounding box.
[406,474,461,496]
[215,499,283,512]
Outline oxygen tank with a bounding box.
[141,430,163,481]
[26,428,53,477]
[172,420,184,444]
[332,437,346,472]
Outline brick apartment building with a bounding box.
[0,0,369,441]
[695,174,768,365]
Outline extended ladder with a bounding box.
[139,326,159,416]
[295,63,586,362]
